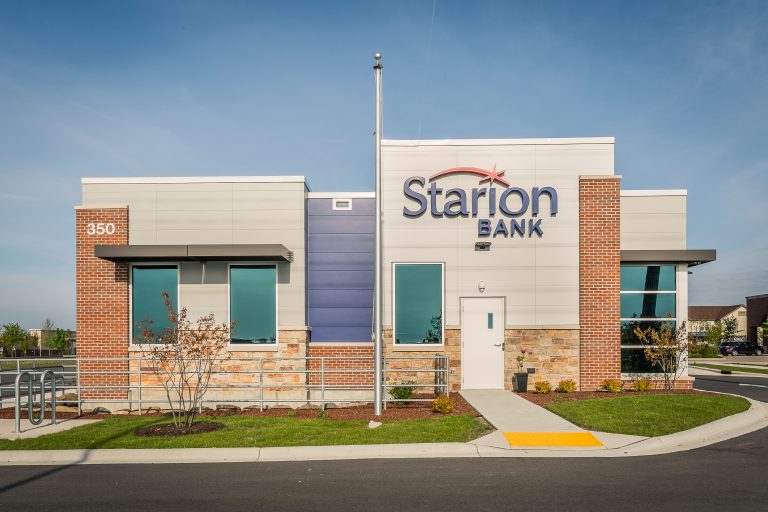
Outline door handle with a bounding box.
[493,343,502,347]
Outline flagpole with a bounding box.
[373,52,383,416]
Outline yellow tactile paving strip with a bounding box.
[503,432,604,447]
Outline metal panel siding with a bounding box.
[621,195,686,250]
[82,181,307,326]
[307,234,375,253]
[307,198,375,342]
[381,142,615,326]
[307,199,376,216]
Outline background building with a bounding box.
[746,294,768,344]
[688,305,747,339]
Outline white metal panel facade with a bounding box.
[381,139,615,328]
[82,179,307,327]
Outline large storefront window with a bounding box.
[620,264,677,373]
[230,266,277,344]
[131,265,178,342]
[393,263,443,344]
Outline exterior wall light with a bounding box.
[478,281,486,293]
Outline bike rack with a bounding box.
[14,369,58,433]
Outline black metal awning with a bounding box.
[620,249,716,267]
[94,244,293,263]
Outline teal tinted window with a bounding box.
[621,321,677,345]
[230,266,276,344]
[132,266,178,342]
[394,264,442,344]
[620,265,675,291]
[621,348,662,373]
[620,294,676,319]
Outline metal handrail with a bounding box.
[1,354,449,414]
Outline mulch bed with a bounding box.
[0,393,480,422]
[135,421,225,437]
[519,389,713,407]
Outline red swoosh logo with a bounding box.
[428,164,510,187]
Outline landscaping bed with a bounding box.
[0,393,479,421]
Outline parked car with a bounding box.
[719,340,764,356]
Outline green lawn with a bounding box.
[545,394,750,437]
[0,358,76,371]
[0,414,491,450]
[692,363,768,375]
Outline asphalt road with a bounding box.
[693,371,768,402]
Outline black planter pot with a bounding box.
[514,372,529,392]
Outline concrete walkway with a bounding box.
[0,418,101,440]
[460,389,645,450]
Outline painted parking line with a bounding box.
[739,383,768,389]
[502,432,604,447]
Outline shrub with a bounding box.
[534,381,552,394]
[689,343,719,358]
[630,378,654,391]
[555,379,577,393]
[389,385,414,401]
[432,395,454,414]
[600,379,623,393]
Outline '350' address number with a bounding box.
[86,223,116,235]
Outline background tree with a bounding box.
[137,292,231,430]
[634,321,689,390]
[40,318,55,349]
[721,317,738,342]
[704,321,723,346]
[0,323,32,353]
[50,328,70,353]
[760,317,768,345]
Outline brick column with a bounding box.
[579,177,621,390]
[75,207,129,405]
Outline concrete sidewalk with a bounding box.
[460,389,645,450]
[0,418,101,440]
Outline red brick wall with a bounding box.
[75,208,129,402]
[579,177,621,390]
[307,344,374,387]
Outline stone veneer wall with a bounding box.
[504,329,580,390]
[383,327,461,393]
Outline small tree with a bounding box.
[633,321,689,390]
[40,318,55,350]
[722,317,738,341]
[137,292,231,429]
[703,321,723,346]
[759,317,768,345]
[0,323,32,353]
[50,328,70,353]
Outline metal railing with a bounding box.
[0,354,449,416]
[13,369,62,432]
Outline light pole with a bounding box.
[373,52,383,416]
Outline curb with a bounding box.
[1,398,766,465]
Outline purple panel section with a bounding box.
[309,307,371,327]
[308,270,374,290]
[309,289,373,308]
[307,253,374,271]
[311,326,372,343]
[307,216,374,234]
[307,198,375,216]
[307,197,375,342]
[308,234,375,253]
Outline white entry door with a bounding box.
[461,297,505,389]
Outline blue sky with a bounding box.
[0,0,766,329]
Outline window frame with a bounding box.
[619,263,680,375]
[227,263,279,347]
[128,263,181,344]
[392,262,445,347]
